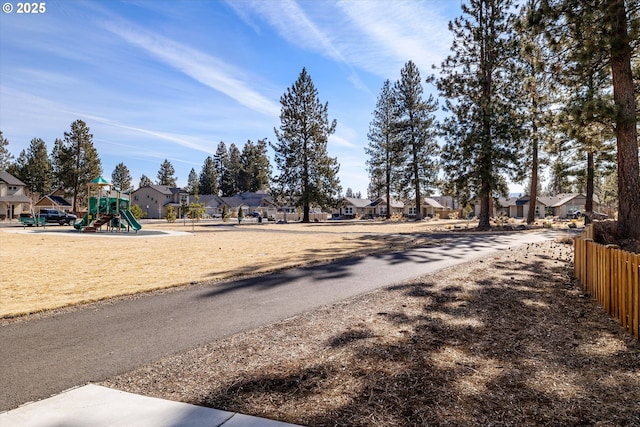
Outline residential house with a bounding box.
[337,197,374,219]
[404,197,445,218]
[369,197,404,217]
[0,170,32,220]
[35,193,73,212]
[431,195,461,210]
[131,185,189,219]
[191,194,228,218]
[537,193,599,219]
[473,193,600,220]
[221,191,278,218]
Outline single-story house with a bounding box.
[221,191,278,218]
[538,193,599,219]
[34,193,73,211]
[337,197,374,219]
[0,170,32,220]
[404,197,445,218]
[369,197,404,217]
[473,193,600,219]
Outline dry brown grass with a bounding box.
[0,220,448,317]
[103,239,640,426]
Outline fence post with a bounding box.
[605,245,619,316]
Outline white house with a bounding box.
[0,170,32,220]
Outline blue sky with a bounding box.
[1,0,510,196]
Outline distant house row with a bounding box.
[1,170,598,221]
[339,193,599,220]
[131,185,278,219]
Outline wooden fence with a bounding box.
[574,228,639,339]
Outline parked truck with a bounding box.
[38,209,77,225]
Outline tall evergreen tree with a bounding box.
[111,162,133,192]
[394,61,439,219]
[156,159,177,187]
[0,131,14,170]
[139,174,152,188]
[54,120,102,212]
[186,168,199,195]
[199,156,218,195]
[225,143,242,196]
[515,0,558,223]
[239,139,271,192]
[271,68,341,222]
[437,0,525,229]
[214,141,230,196]
[21,138,52,196]
[544,0,639,238]
[366,79,403,219]
[545,135,574,195]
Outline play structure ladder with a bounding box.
[83,214,113,233]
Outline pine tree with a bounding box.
[156,159,177,187]
[394,61,439,219]
[366,79,403,219]
[605,0,639,239]
[437,0,525,229]
[111,162,133,192]
[199,156,218,195]
[226,144,242,196]
[186,168,199,195]
[26,138,52,196]
[515,0,558,223]
[214,142,230,196]
[271,67,341,222]
[239,139,271,192]
[0,131,14,170]
[11,138,52,197]
[544,0,639,238]
[139,174,152,188]
[54,120,102,213]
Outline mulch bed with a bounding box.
[103,239,640,426]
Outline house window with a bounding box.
[345,206,353,215]
[408,207,416,216]
[379,206,387,215]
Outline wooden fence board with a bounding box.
[574,235,639,340]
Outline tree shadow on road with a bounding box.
[195,242,640,426]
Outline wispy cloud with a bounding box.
[228,0,369,92]
[102,20,281,118]
[336,1,453,78]
[76,112,215,154]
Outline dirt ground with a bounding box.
[0,219,451,317]
[101,238,640,427]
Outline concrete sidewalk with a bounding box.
[0,384,301,427]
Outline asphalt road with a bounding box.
[0,230,563,411]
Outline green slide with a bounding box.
[119,209,142,231]
[73,213,90,230]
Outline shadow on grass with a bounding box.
[195,244,640,426]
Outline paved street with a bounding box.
[0,230,563,411]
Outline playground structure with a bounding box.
[74,176,142,233]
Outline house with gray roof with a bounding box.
[369,197,404,217]
[337,197,374,218]
[221,191,278,218]
[473,193,600,220]
[131,185,189,219]
[34,193,73,211]
[0,170,32,220]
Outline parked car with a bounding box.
[38,209,77,225]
